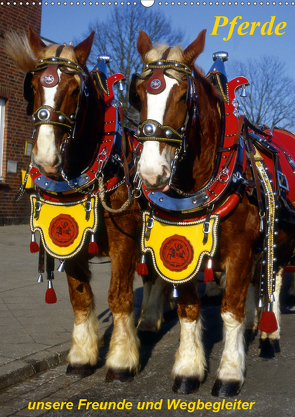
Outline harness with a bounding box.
[130,57,196,148]
[133,53,295,329]
[18,54,140,302]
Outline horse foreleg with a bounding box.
[105,210,141,382]
[106,310,139,382]
[172,279,205,394]
[137,276,167,332]
[212,253,253,397]
[212,311,245,397]
[65,257,99,377]
[259,268,283,357]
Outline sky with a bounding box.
[41,2,295,80]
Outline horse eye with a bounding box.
[71,87,79,97]
[180,92,186,101]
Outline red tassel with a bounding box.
[30,241,40,253]
[258,311,278,333]
[137,262,149,276]
[88,241,100,255]
[45,288,57,304]
[204,258,214,284]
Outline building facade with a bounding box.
[0,4,42,225]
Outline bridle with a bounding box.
[129,55,198,148]
[23,52,89,150]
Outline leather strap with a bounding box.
[244,119,264,215]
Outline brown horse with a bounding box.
[131,29,295,396]
[6,29,142,381]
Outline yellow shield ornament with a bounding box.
[30,194,98,259]
[141,211,219,283]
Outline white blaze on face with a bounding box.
[138,76,178,188]
[33,78,60,173]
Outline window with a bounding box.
[0,98,5,180]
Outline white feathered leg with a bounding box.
[212,312,245,396]
[172,317,206,394]
[106,312,139,380]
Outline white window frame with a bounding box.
[0,98,5,180]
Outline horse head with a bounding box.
[24,29,103,178]
[132,30,221,193]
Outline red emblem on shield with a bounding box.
[160,234,194,272]
[49,214,79,247]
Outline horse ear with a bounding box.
[74,31,95,68]
[183,29,207,67]
[28,28,47,58]
[137,30,153,61]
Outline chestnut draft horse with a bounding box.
[131,29,295,396]
[6,29,142,381]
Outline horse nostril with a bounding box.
[53,155,61,167]
[162,165,170,179]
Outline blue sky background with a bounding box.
[41,3,295,79]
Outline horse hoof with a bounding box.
[106,368,135,383]
[212,379,241,397]
[66,364,95,378]
[172,376,200,394]
[137,322,159,333]
[259,338,280,358]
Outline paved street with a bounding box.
[0,224,295,416]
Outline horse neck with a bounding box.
[177,76,221,193]
[64,78,105,177]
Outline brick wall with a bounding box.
[0,4,41,225]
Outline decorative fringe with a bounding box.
[88,241,100,255]
[136,254,149,276]
[45,287,57,304]
[45,280,57,304]
[88,234,100,255]
[30,234,40,253]
[258,310,278,333]
[30,241,40,253]
[204,258,214,284]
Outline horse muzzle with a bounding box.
[31,150,62,176]
[138,165,170,192]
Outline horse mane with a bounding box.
[144,43,185,64]
[142,42,221,102]
[39,44,79,63]
[5,31,80,74]
[5,31,37,73]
